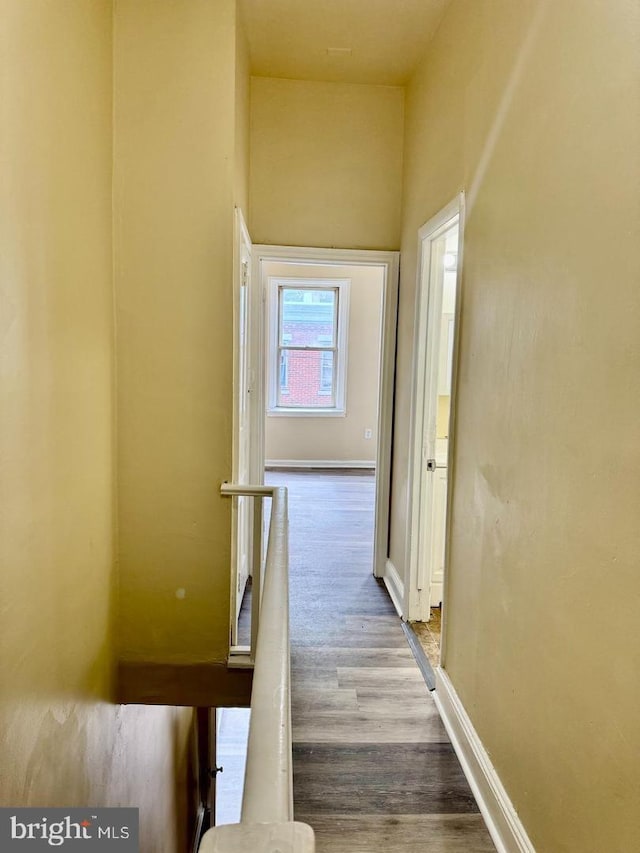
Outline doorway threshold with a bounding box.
[402,622,437,691]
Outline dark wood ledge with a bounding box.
[117,661,253,707]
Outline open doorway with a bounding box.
[264,264,381,469]
[406,195,464,670]
[232,245,398,649]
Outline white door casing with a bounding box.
[230,208,254,644]
[405,194,464,634]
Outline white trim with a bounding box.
[232,207,253,484]
[417,196,463,243]
[434,669,536,853]
[382,559,405,619]
[230,207,254,646]
[265,459,375,469]
[404,194,465,624]
[253,245,399,267]
[439,195,466,666]
[266,409,346,418]
[246,228,264,488]
[253,244,399,582]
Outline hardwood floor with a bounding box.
[264,469,495,853]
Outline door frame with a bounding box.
[404,194,465,644]
[252,244,400,579]
[230,207,255,646]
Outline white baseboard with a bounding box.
[383,559,404,618]
[265,459,376,469]
[434,668,535,853]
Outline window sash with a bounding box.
[268,277,350,415]
[275,346,337,408]
[278,286,339,348]
[276,284,339,408]
[278,345,337,353]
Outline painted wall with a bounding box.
[437,396,450,439]
[249,77,404,250]
[264,263,383,464]
[235,17,251,215]
[0,3,195,849]
[392,1,640,850]
[114,0,244,663]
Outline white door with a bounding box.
[231,209,253,643]
[428,311,455,607]
[428,466,448,606]
[407,196,463,623]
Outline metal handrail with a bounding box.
[199,484,314,852]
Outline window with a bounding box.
[267,278,350,415]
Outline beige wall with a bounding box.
[265,263,383,463]
[437,396,450,438]
[0,3,195,849]
[249,77,404,250]
[235,17,251,215]
[114,0,242,663]
[392,1,640,850]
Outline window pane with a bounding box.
[277,349,336,408]
[280,288,336,346]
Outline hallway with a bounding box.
[265,470,495,852]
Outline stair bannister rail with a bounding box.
[199,484,314,853]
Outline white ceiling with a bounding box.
[239,0,451,86]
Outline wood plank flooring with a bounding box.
[264,470,495,853]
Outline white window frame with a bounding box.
[267,277,350,417]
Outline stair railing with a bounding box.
[198,484,314,853]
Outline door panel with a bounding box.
[232,210,253,642]
[236,254,250,622]
[429,467,447,607]
[410,208,460,623]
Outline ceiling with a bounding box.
[239,0,451,86]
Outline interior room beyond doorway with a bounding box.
[263,261,384,472]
